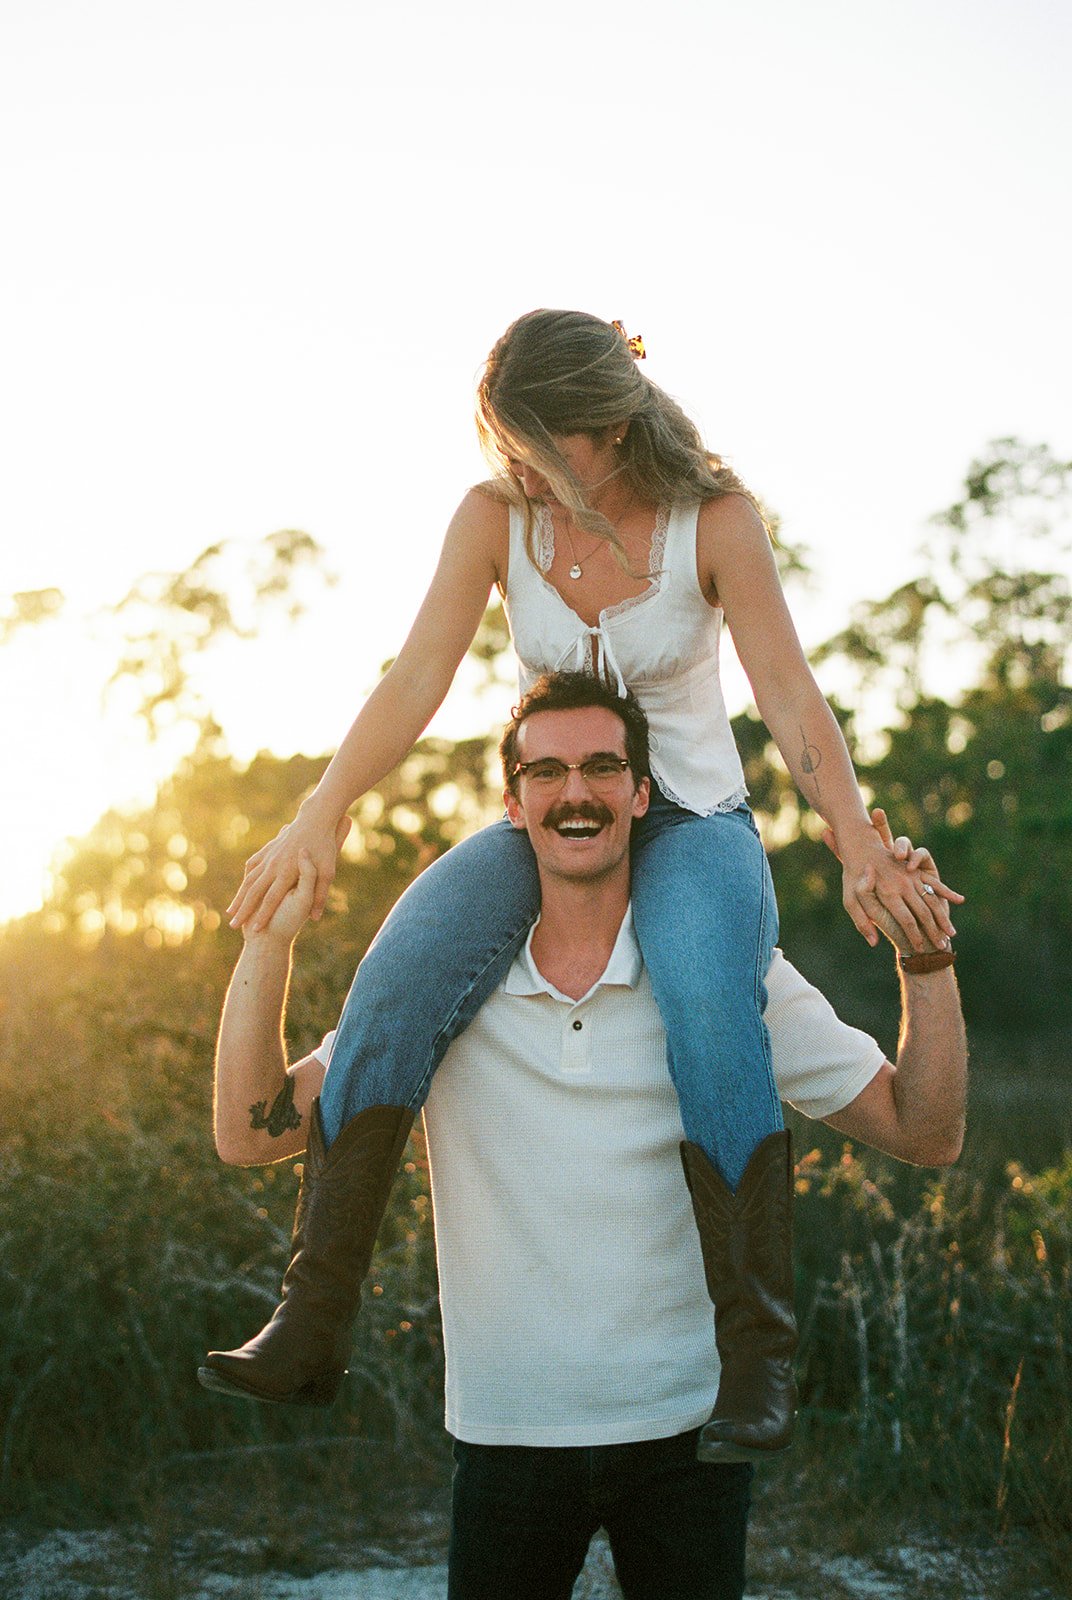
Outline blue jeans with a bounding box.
[319,793,781,1188]
[448,1430,753,1600]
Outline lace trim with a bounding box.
[601,502,670,624]
[536,502,555,572]
[536,502,670,607]
[651,772,749,817]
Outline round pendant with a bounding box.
[569,563,582,580]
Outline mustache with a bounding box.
[543,802,613,829]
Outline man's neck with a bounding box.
[528,869,632,1002]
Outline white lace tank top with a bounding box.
[504,500,747,816]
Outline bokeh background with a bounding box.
[2,2,1069,1593]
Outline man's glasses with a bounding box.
[513,756,632,791]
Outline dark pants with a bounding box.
[448,1429,753,1600]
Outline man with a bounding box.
[203,673,966,1600]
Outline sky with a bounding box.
[2,0,1070,922]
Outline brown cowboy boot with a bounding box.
[680,1129,798,1463]
[199,1098,414,1406]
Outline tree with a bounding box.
[107,529,336,735]
[773,439,1072,1028]
[0,586,64,644]
[812,439,1072,712]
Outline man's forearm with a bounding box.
[824,948,968,1165]
[214,936,302,1165]
[889,963,967,1165]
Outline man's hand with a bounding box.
[821,806,967,1166]
[214,820,347,1165]
[823,809,962,957]
[242,817,352,945]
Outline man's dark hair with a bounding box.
[500,671,651,796]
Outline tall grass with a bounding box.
[0,928,444,1527]
[789,1138,1070,1554]
[1,924,1069,1585]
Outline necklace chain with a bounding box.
[562,524,607,580]
[560,485,635,581]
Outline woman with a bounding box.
[200,311,957,1460]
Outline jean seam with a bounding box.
[634,801,783,1171]
[406,914,535,1110]
[752,849,781,1129]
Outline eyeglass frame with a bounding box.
[510,755,633,791]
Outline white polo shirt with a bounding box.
[317,910,885,1447]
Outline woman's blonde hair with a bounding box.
[476,308,767,568]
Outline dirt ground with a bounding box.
[0,1522,1063,1600]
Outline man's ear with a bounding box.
[504,787,527,830]
[632,775,650,819]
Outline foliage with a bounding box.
[107,528,336,735]
[813,438,1072,710]
[761,675,1072,1032]
[0,586,65,644]
[39,724,501,959]
[791,1142,1071,1554]
[758,437,1072,1029]
[1,436,1070,1576]
[0,923,443,1522]
[1,918,1068,1575]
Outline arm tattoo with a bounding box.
[250,1075,303,1138]
[799,724,822,797]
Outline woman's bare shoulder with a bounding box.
[471,475,514,506]
[435,483,512,590]
[447,481,511,539]
[695,493,773,602]
[696,491,768,544]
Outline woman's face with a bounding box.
[507,430,620,504]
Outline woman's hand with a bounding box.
[228,809,351,933]
[243,846,317,945]
[822,808,964,950]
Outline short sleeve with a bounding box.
[312,1029,336,1068]
[765,951,886,1119]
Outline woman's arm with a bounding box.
[698,496,957,950]
[229,487,509,931]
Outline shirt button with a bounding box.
[572,1019,583,1031]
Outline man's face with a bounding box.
[504,705,650,885]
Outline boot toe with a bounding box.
[197,1361,278,1403]
[198,1347,343,1406]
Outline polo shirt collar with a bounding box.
[503,904,642,1000]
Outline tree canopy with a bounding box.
[5,438,1070,1029]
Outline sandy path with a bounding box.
[0,1528,622,1599]
[191,1543,620,1598]
[2,1524,1059,1599]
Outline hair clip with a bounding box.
[611,320,646,360]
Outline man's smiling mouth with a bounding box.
[546,806,612,841]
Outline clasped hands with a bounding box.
[228,799,963,957]
[824,808,962,955]
[231,808,351,938]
